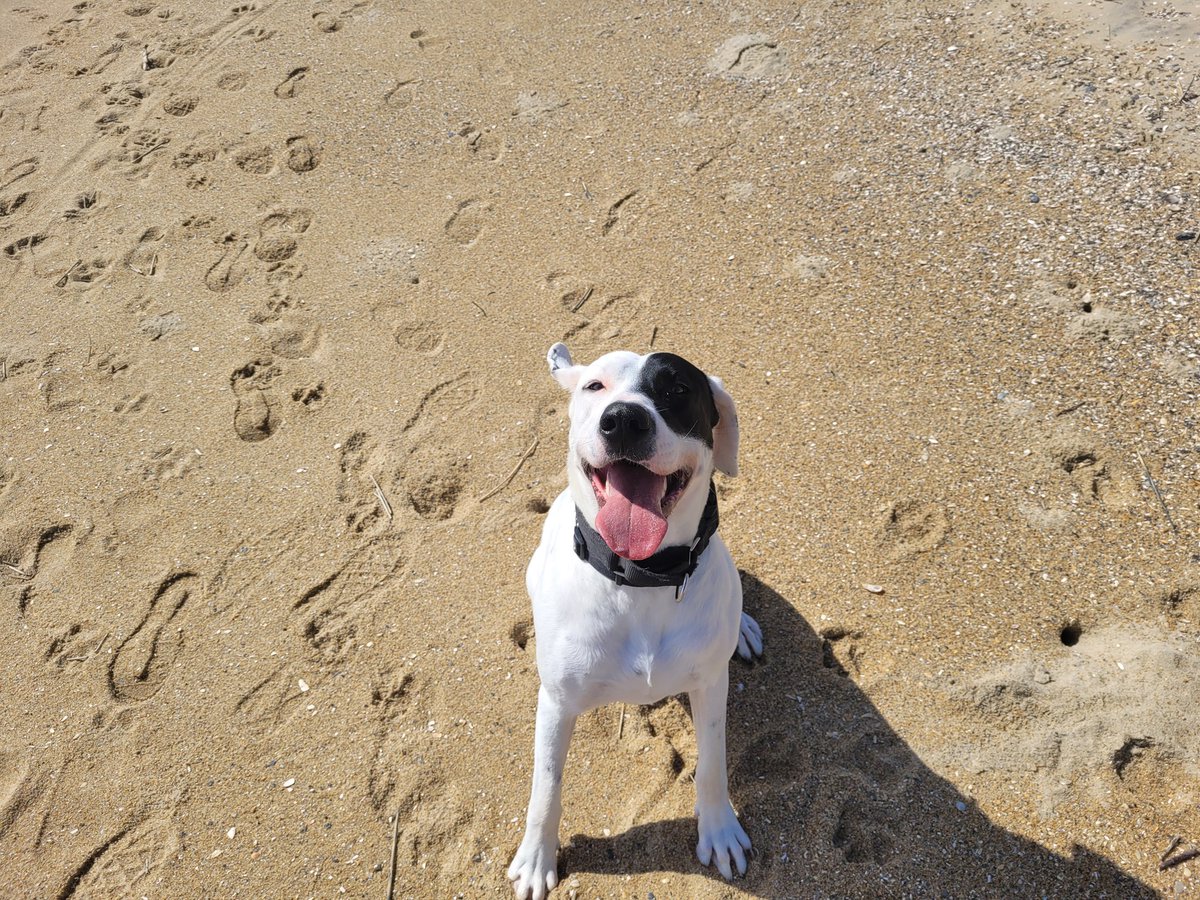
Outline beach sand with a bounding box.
[1,0,1198,896]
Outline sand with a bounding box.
[1,0,1198,896]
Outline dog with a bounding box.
[507,342,763,899]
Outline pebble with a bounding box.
[863,583,884,594]
[282,778,295,788]
[227,826,236,839]
[298,679,310,693]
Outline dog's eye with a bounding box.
[669,382,689,396]
[583,380,604,392]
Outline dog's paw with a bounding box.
[736,612,763,660]
[697,802,751,880]
[507,838,559,899]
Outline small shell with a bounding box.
[862,583,884,594]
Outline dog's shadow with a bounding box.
[560,572,1154,896]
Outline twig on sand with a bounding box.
[570,286,593,313]
[1136,451,1179,535]
[55,260,81,288]
[1160,847,1199,872]
[470,299,488,317]
[63,633,108,663]
[649,325,658,347]
[385,810,401,900]
[1054,399,1087,417]
[2,563,32,580]
[131,141,169,164]
[369,475,393,523]
[1160,835,1182,862]
[1181,74,1196,104]
[478,437,539,502]
[128,252,157,276]
[617,704,625,740]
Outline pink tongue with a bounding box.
[596,461,668,561]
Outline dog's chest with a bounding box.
[528,492,741,708]
[557,596,722,706]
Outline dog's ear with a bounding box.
[547,342,583,391]
[708,375,739,476]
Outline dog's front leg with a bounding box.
[689,667,751,880]
[508,686,577,899]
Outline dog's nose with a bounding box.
[599,402,654,460]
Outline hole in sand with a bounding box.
[1059,622,1082,647]
[1081,301,1093,313]
[526,497,550,515]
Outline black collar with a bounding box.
[573,482,719,593]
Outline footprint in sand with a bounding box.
[409,27,448,50]
[162,94,198,116]
[457,123,506,162]
[56,257,110,289]
[5,523,75,618]
[58,814,180,898]
[945,623,1200,818]
[43,623,107,670]
[367,669,420,807]
[63,190,100,219]
[708,34,789,79]
[3,232,47,262]
[293,534,406,664]
[125,226,163,277]
[264,317,324,358]
[383,77,419,108]
[291,381,326,409]
[216,70,250,91]
[0,460,16,501]
[114,128,171,177]
[876,499,948,560]
[444,199,488,246]
[140,444,195,481]
[0,157,38,191]
[393,321,445,356]
[600,189,649,237]
[107,573,196,702]
[233,665,308,735]
[559,283,647,348]
[274,66,309,99]
[285,135,321,173]
[112,392,148,415]
[336,430,393,533]
[230,357,280,442]
[239,24,274,42]
[0,191,31,218]
[312,10,342,32]
[204,233,249,292]
[232,143,275,175]
[254,206,313,262]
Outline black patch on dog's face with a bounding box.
[636,353,718,447]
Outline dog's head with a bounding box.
[547,342,738,560]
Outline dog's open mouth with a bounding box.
[584,461,691,560]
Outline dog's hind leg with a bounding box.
[508,687,577,899]
[689,668,751,880]
[736,612,763,660]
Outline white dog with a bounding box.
[508,343,763,898]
